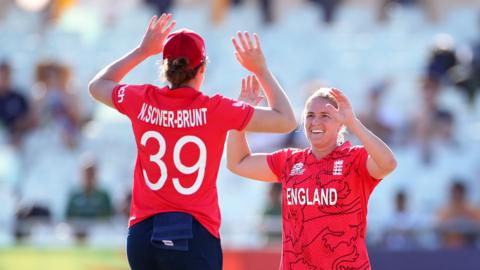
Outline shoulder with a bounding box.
[271,147,307,161]
[335,143,366,157]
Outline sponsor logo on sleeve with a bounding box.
[117,85,127,103]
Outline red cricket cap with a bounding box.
[163,28,206,69]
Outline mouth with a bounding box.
[311,129,325,135]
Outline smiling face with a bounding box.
[303,94,343,150]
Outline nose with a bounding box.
[311,115,322,125]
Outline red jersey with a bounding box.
[267,142,380,270]
[112,84,253,238]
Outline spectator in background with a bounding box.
[308,0,343,25]
[231,0,273,24]
[406,75,458,164]
[0,0,12,22]
[452,12,480,106]
[377,0,437,23]
[358,79,396,145]
[212,0,273,25]
[426,33,479,108]
[65,156,113,243]
[426,34,458,84]
[32,61,83,149]
[436,181,480,248]
[261,183,282,246]
[120,191,132,220]
[0,60,32,147]
[381,191,418,250]
[14,203,52,244]
[144,0,174,17]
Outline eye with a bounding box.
[306,113,314,118]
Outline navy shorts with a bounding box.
[126,213,222,270]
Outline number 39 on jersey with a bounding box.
[140,131,207,195]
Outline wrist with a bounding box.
[345,117,361,131]
[134,46,154,59]
[252,65,269,77]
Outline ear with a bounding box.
[198,64,206,74]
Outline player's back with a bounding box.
[111,84,253,238]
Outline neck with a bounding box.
[310,142,338,160]
[173,75,202,91]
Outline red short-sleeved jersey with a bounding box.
[267,142,380,270]
[112,84,253,238]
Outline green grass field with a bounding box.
[0,247,129,270]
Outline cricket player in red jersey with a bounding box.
[88,14,296,270]
[227,83,397,270]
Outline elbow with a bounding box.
[88,79,98,100]
[226,160,239,175]
[277,113,298,133]
[385,157,397,174]
[285,116,298,132]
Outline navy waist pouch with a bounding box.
[151,212,193,251]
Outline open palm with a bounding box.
[238,75,264,106]
[139,13,176,57]
[325,88,356,126]
[232,32,267,74]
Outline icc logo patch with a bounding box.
[290,162,305,176]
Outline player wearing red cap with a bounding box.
[88,14,296,270]
[227,86,397,270]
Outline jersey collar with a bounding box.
[306,141,351,162]
[162,86,201,98]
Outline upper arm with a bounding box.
[88,79,117,109]
[231,153,278,182]
[245,107,297,133]
[366,155,393,180]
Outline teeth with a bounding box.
[311,130,324,134]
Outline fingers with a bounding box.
[156,13,167,29]
[233,31,256,52]
[234,51,243,64]
[160,14,174,32]
[241,77,247,94]
[325,103,338,115]
[247,75,253,92]
[244,32,254,50]
[232,38,244,53]
[253,33,261,50]
[251,75,259,89]
[163,20,176,35]
[150,13,175,32]
[149,15,158,30]
[237,31,251,51]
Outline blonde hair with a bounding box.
[303,88,347,145]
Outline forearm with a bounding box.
[91,47,149,84]
[226,130,252,172]
[347,118,396,170]
[254,68,296,128]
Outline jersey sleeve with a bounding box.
[210,95,254,132]
[352,146,381,194]
[111,84,146,118]
[266,148,292,183]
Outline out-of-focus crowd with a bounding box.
[0,0,480,249]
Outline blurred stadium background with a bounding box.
[1,0,480,269]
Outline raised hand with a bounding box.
[139,13,176,57]
[232,32,267,74]
[324,88,356,127]
[238,75,264,106]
